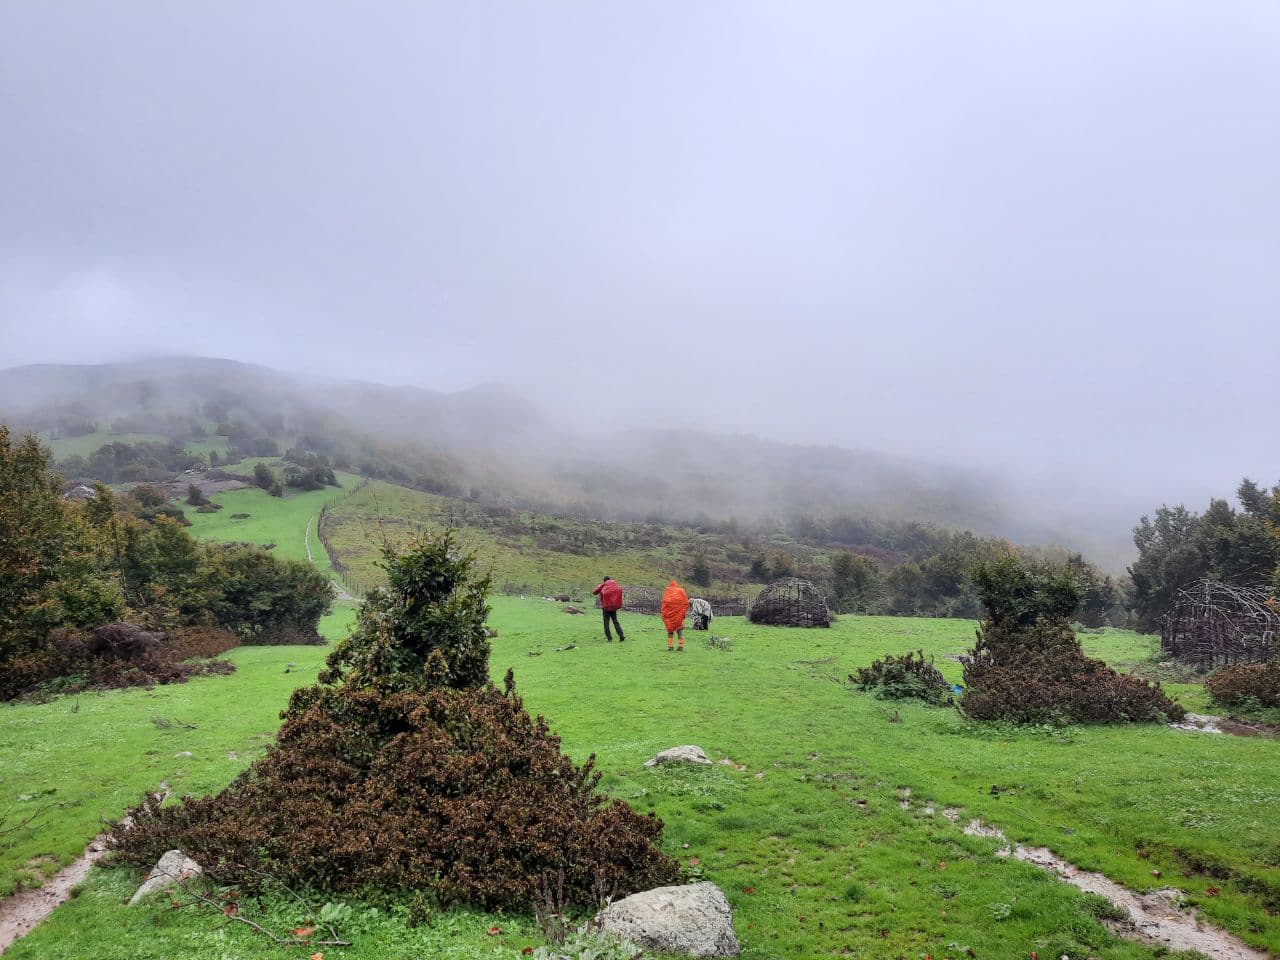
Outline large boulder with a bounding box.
[128,849,203,905]
[595,881,740,957]
[644,745,712,768]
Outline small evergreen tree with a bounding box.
[116,530,678,909]
[831,551,879,613]
[689,553,711,588]
[961,554,1183,724]
[252,462,275,491]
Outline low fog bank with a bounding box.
[0,356,1227,570]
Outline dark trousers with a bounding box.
[602,609,624,641]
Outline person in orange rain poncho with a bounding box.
[661,579,690,652]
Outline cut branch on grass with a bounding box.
[174,880,350,947]
[0,801,56,845]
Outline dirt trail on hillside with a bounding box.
[0,836,108,954]
[305,516,356,603]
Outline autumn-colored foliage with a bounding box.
[1206,660,1280,708]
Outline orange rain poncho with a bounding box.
[661,580,689,632]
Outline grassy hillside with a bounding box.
[3,599,1277,958]
[180,469,360,569]
[321,479,812,597]
[0,356,1141,566]
[3,451,1276,958]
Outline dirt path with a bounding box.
[941,809,1273,959]
[305,516,356,603]
[900,796,1275,958]
[0,836,108,954]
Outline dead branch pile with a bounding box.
[748,578,832,628]
[1160,579,1279,669]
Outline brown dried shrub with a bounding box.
[960,556,1183,725]
[0,623,235,701]
[1206,661,1280,708]
[112,530,678,911]
[166,626,241,660]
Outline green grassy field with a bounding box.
[179,470,361,571]
[4,470,1277,959]
[4,597,1278,959]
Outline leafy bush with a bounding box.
[1206,661,1280,708]
[0,431,331,698]
[242,623,326,646]
[852,650,953,705]
[960,556,1184,725]
[204,548,333,642]
[112,531,678,911]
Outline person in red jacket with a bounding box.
[592,576,625,642]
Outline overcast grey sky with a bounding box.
[2,2,1278,511]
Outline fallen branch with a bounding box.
[176,881,350,947]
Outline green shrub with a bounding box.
[113,531,678,911]
[852,650,953,705]
[960,556,1183,725]
[203,548,333,642]
[1206,661,1280,708]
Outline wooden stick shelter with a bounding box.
[748,577,833,628]
[1160,579,1280,669]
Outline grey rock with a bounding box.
[129,849,203,905]
[595,881,740,957]
[644,745,712,768]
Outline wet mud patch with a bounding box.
[1170,713,1280,739]
[897,796,1273,959]
[0,835,108,953]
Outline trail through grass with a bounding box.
[180,471,360,570]
[5,599,1277,959]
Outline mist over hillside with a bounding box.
[0,356,1141,568]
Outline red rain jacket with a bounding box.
[594,579,624,611]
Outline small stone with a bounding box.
[174,751,193,759]
[129,850,203,905]
[644,745,712,768]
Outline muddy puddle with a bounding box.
[1171,713,1280,739]
[900,797,1274,959]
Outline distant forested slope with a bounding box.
[0,356,1125,565]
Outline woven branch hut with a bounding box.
[748,577,832,628]
[1160,579,1280,670]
